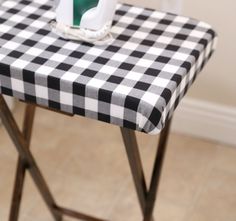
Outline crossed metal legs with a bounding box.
[120,118,171,221]
[0,94,171,221]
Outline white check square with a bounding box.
[114,85,132,95]
[125,71,143,81]
[50,53,67,62]
[133,31,148,39]
[111,53,128,62]
[3,42,20,50]
[9,14,24,23]
[22,5,37,13]
[36,66,54,76]
[75,59,91,69]
[151,11,165,19]
[158,36,172,44]
[18,30,33,39]
[182,41,198,49]
[123,42,139,50]
[61,72,78,82]
[147,47,164,56]
[143,21,157,29]
[35,85,48,99]
[142,92,160,106]
[43,11,55,19]
[2,0,17,8]
[163,64,179,74]
[173,52,189,61]
[100,66,117,75]
[63,42,79,50]
[111,26,125,34]
[0,24,11,33]
[26,48,43,56]
[87,78,105,89]
[12,59,29,69]
[190,30,205,38]
[129,7,143,14]
[40,36,56,45]
[85,97,98,112]
[60,91,73,105]
[174,16,189,24]
[166,25,181,34]
[110,104,124,119]
[153,77,169,88]
[87,48,103,56]
[31,20,45,29]
[120,16,134,24]
[11,78,24,92]
[136,59,153,67]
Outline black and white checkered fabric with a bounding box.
[0,0,217,134]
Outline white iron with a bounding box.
[51,0,117,45]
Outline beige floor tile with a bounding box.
[107,179,143,221]
[156,134,218,206]
[0,154,17,220]
[213,144,236,174]
[154,197,186,221]
[185,168,236,221]
[1,102,236,221]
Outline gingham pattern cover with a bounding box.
[0,0,217,134]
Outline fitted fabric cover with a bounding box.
[0,0,217,134]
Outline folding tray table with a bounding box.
[0,0,217,220]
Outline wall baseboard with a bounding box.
[172,98,236,147]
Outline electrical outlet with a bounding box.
[161,0,182,14]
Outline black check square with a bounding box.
[32,57,47,65]
[56,63,72,71]
[107,76,123,84]
[14,23,28,30]
[81,69,97,77]
[23,39,37,47]
[145,68,161,77]
[94,57,109,65]
[156,56,171,63]
[134,82,150,91]
[23,70,35,84]
[46,45,61,53]
[119,63,134,71]
[8,51,23,58]
[28,14,40,20]
[1,33,14,40]
[130,51,145,58]
[70,51,84,59]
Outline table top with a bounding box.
[0,0,217,134]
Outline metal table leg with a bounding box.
[120,119,172,221]
[0,95,107,221]
[9,104,36,221]
[0,94,171,221]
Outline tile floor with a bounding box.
[0,102,236,221]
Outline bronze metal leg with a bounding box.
[120,128,148,214]
[120,119,172,221]
[9,104,36,221]
[0,95,108,221]
[144,120,172,221]
[0,94,171,221]
[0,95,62,221]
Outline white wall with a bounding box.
[121,0,236,107]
